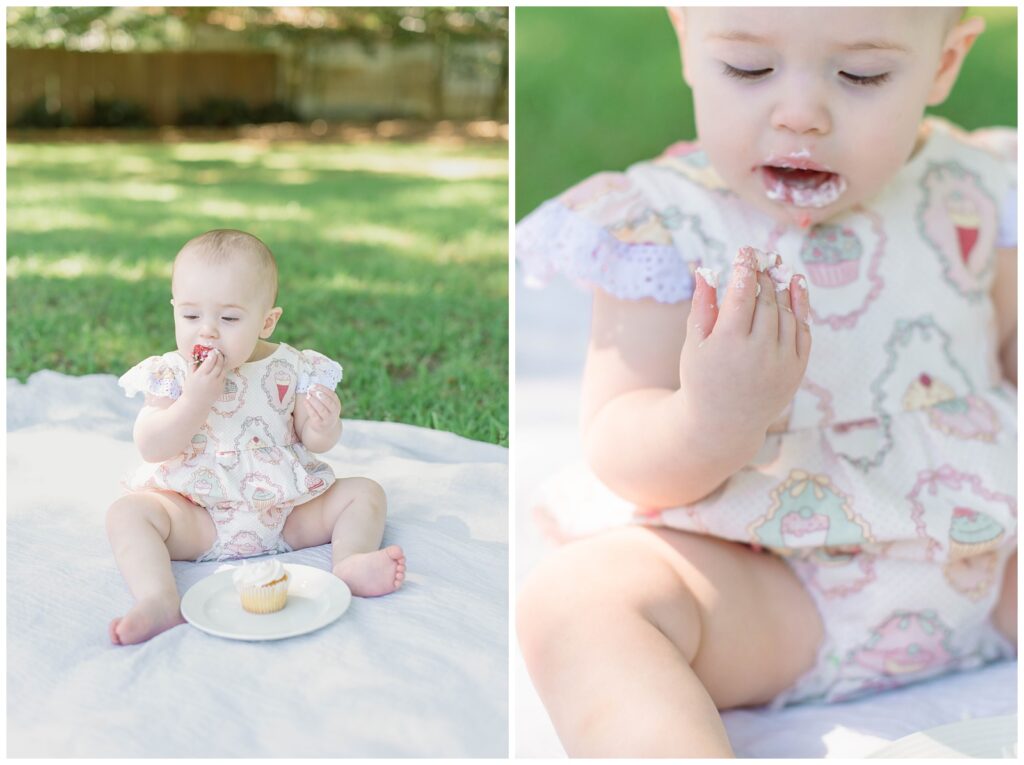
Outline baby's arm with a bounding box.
[582,250,812,508]
[293,385,343,453]
[992,246,1017,386]
[133,351,226,462]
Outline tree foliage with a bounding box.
[6,6,509,51]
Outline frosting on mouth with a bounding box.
[761,165,847,208]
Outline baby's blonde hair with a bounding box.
[173,229,279,306]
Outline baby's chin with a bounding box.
[739,186,859,231]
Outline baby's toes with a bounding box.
[109,618,124,645]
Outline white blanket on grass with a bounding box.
[6,370,508,758]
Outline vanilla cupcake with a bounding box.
[232,559,290,614]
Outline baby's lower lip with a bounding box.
[759,165,847,209]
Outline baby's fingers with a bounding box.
[304,390,327,421]
[686,267,719,344]
[195,348,219,375]
[751,270,779,340]
[791,275,812,359]
[716,248,758,335]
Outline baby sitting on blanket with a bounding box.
[107,229,405,645]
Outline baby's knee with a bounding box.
[517,541,621,666]
[348,477,387,515]
[517,552,577,671]
[518,531,703,668]
[105,493,167,538]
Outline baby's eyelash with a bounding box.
[840,71,891,87]
[721,63,891,88]
[222,317,239,322]
[722,63,772,80]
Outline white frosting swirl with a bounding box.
[232,559,286,590]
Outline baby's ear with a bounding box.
[666,7,692,85]
[260,307,283,338]
[926,15,985,106]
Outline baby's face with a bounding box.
[171,255,279,370]
[678,7,966,228]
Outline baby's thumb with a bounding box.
[687,267,719,342]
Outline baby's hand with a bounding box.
[182,348,227,409]
[302,385,342,434]
[679,248,812,437]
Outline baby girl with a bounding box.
[107,229,406,645]
[517,7,1016,757]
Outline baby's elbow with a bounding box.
[135,437,167,464]
[133,425,169,463]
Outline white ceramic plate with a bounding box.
[867,714,1017,758]
[181,563,351,641]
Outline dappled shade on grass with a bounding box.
[7,140,509,445]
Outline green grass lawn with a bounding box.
[516,6,1017,218]
[7,139,509,445]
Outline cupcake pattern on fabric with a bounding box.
[118,343,344,561]
[944,551,1002,601]
[653,142,733,194]
[789,545,878,599]
[835,611,955,700]
[749,470,874,554]
[917,161,998,301]
[798,208,887,331]
[800,223,863,288]
[947,507,1005,559]
[818,314,996,473]
[905,464,1017,565]
[262,357,297,413]
[940,506,1007,602]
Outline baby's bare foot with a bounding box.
[109,595,185,645]
[333,545,406,597]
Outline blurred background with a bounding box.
[8,6,508,127]
[7,6,509,445]
[516,6,1017,218]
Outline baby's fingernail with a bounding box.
[733,247,756,271]
[755,283,761,297]
[694,266,718,290]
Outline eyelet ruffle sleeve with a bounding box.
[516,171,695,303]
[117,354,185,400]
[296,350,343,393]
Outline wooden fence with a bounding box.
[7,48,279,126]
[7,44,506,126]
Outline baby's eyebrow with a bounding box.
[173,301,247,311]
[707,31,909,53]
[842,40,909,53]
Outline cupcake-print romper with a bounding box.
[119,342,343,562]
[516,117,1018,706]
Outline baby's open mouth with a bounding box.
[760,162,847,209]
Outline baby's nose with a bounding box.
[770,79,832,136]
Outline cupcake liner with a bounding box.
[239,572,290,614]
[806,260,859,288]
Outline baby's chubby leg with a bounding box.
[105,491,217,645]
[282,477,405,597]
[517,526,824,758]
